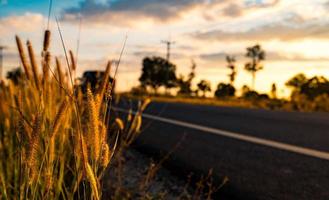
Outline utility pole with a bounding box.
[161,39,175,62]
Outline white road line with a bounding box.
[114,107,329,161]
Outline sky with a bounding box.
[1,0,329,97]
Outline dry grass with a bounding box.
[133,95,256,109]
[147,95,329,113]
[0,30,149,199]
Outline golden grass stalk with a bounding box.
[15,35,32,80]
[46,137,55,193]
[126,115,142,145]
[51,98,68,138]
[80,135,88,165]
[85,163,99,200]
[87,88,100,161]
[48,136,55,167]
[45,169,53,194]
[17,117,25,142]
[47,100,68,193]
[27,40,40,90]
[97,61,111,99]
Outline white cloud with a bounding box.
[61,0,283,28]
[0,13,45,37]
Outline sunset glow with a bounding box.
[1,0,329,97]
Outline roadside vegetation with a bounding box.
[0,28,152,199]
[129,44,329,112]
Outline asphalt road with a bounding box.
[115,101,329,200]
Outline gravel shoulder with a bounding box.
[102,148,212,200]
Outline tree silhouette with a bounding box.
[215,83,235,98]
[244,44,265,90]
[241,84,268,100]
[226,55,237,85]
[285,73,307,90]
[242,85,251,96]
[6,68,24,85]
[188,60,196,82]
[139,56,177,94]
[197,80,211,97]
[271,83,277,99]
[301,76,329,99]
[177,60,196,96]
[286,74,329,99]
[80,71,115,94]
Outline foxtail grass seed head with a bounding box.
[101,144,110,168]
[47,137,56,192]
[55,57,63,87]
[97,61,111,98]
[141,98,151,111]
[80,135,88,165]
[115,118,124,130]
[43,51,51,83]
[17,118,25,142]
[27,113,42,183]
[43,30,51,52]
[99,122,107,145]
[135,115,142,133]
[127,110,132,122]
[45,170,53,194]
[87,88,100,161]
[49,137,55,165]
[69,50,77,71]
[27,40,40,90]
[15,35,32,80]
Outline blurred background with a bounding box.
[1,0,329,98]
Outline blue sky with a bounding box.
[0,0,81,17]
[1,0,329,96]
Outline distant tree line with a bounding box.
[133,43,329,111]
[137,44,267,99]
[5,43,329,111]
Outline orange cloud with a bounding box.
[191,21,329,42]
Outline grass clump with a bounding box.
[0,30,147,199]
